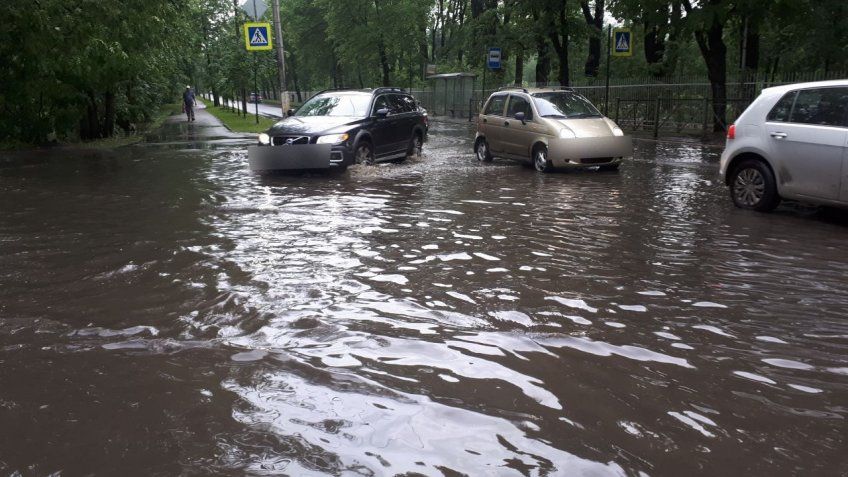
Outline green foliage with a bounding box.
[1,0,845,143]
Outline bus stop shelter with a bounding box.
[425,72,477,119]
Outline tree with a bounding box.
[580,0,604,77]
[682,0,729,131]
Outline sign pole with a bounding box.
[604,25,611,115]
[254,54,259,123]
[482,45,487,104]
[272,0,288,115]
[252,0,259,123]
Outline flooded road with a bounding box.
[1,120,847,476]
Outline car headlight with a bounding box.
[258,133,270,145]
[316,133,349,144]
[559,128,576,139]
[612,126,624,136]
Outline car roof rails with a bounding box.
[311,87,369,96]
[498,86,529,93]
[372,87,406,94]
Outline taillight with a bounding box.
[727,124,736,140]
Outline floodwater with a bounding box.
[1,120,847,476]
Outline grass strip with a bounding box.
[198,98,276,133]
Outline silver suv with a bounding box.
[474,87,632,172]
[720,80,848,211]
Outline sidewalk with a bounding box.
[142,102,256,147]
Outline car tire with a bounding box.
[729,159,781,212]
[533,145,552,173]
[407,132,423,158]
[599,163,620,172]
[355,140,375,165]
[475,138,493,162]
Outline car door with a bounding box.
[766,87,848,200]
[370,94,395,157]
[481,94,508,153]
[388,94,415,153]
[501,94,538,158]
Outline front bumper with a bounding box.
[548,136,633,168]
[248,144,351,171]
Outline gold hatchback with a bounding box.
[474,87,632,172]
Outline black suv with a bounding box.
[249,87,428,172]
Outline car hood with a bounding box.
[556,117,615,138]
[267,116,364,135]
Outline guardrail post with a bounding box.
[653,97,661,138]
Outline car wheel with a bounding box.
[533,145,552,172]
[730,159,780,212]
[599,163,620,172]
[355,141,375,165]
[475,138,493,162]
[407,132,423,158]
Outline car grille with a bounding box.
[580,157,613,164]
[272,135,310,146]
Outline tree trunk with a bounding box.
[375,0,391,86]
[685,0,727,131]
[331,51,339,88]
[241,87,247,118]
[514,48,524,85]
[289,51,302,102]
[644,22,665,69]
[102,90,115,138]
[740,16,759,73]
[547,0,570,86]
[535,35,551,85]
[580,0,604,77]
[81,90,99,140]
[377,35,391,86]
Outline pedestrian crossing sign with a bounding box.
[244,22,272,51]
[612,28,632,57]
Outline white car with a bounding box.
[719,80,848,211]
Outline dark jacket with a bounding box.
[183,89,195,105]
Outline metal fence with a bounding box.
[413,70,848,135]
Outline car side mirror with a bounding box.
[514,112,526,124]
[286,109,295,117]
[375,108,389,118]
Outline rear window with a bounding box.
[766,92,796,122]
[789,88,848,126]
[484,95,507,116]
[391,94,417,113]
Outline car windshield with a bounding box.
[532,92,601,119]
[296,93,371,117]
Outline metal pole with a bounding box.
[604,25,611,115]
[254,54,259,123]
[252,0,259,123]
[272,0,289,114]
[482,45,487,102]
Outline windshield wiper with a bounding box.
[542,114,568,118]
[567,112,601,118]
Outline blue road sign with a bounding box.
[487,47,502,70]
[612,28,632,57]
[244,22,272,51]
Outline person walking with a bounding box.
[182,85,197,122]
